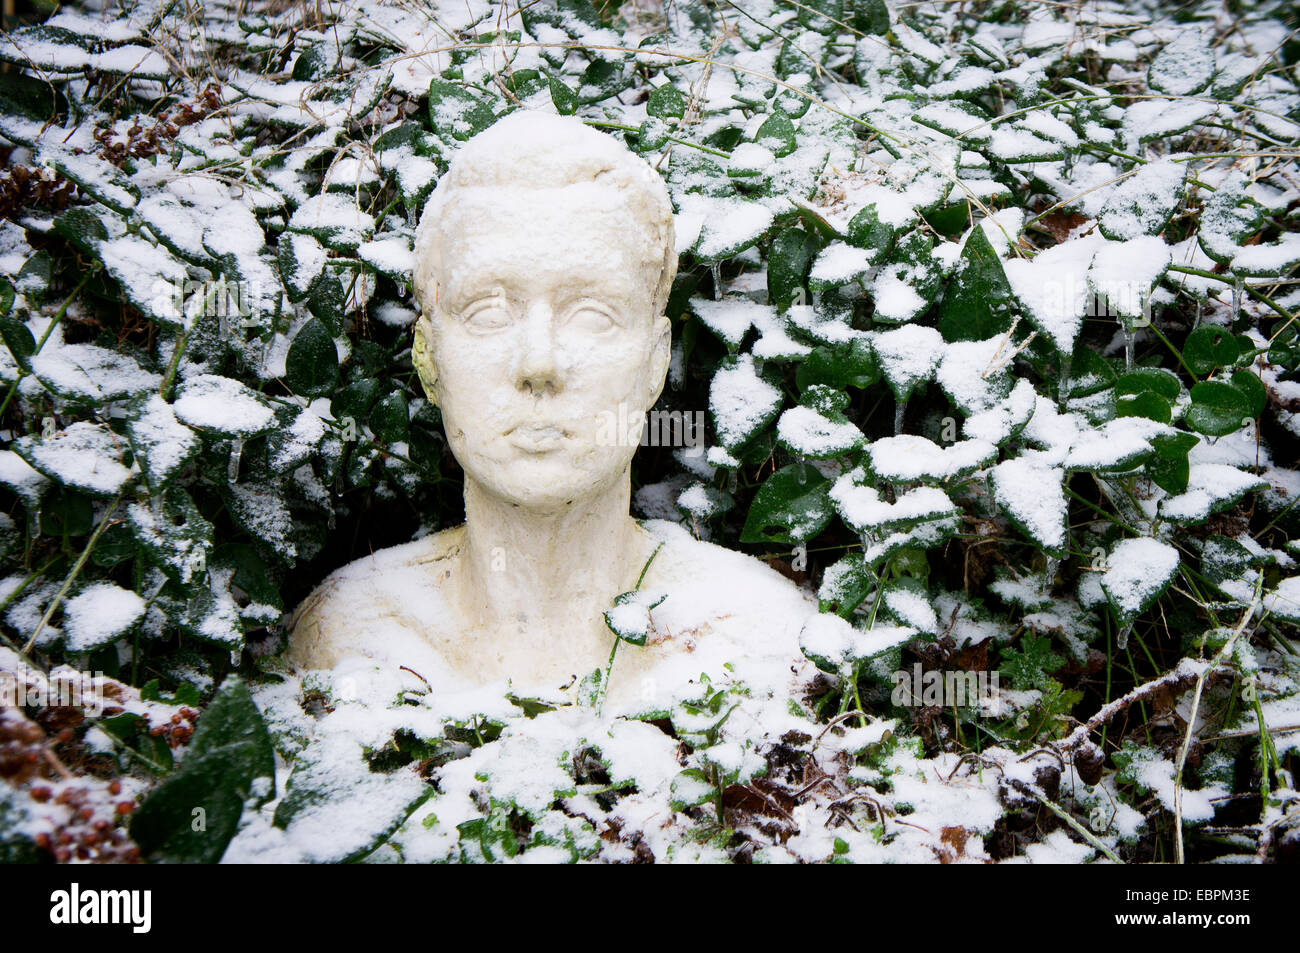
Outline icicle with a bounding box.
[228,438,244,483]
[710,262,722,300]
[1117,622,1131,652]
[1231,274,1244,327]
[796,457,808,485]
[726,469,739,495]
[1123,321,1136,371]
[1042,556,1059,597]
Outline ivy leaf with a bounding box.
[647,81,686,119]
[936,225,1014,342]
[547,74,578,115]
[796,339,880,391]
[740,463,834,544]
[850,0,891,34]
[370,391,410,444]
[1147,431,1199,495]
[286,318,340,397]
[1183,325,1242,375]
[130,676,275,864]
[604,589,668,646]
[755,108,797,157]
[1185,380,1250,436]
[1229,368,1266,419]
[427,79,497,140]
[768,226,821,312]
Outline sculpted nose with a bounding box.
[516,301,560,397]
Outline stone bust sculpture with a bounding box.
[286,110,815,711]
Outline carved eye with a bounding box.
[564,303,617,333]
[462,300,513,333]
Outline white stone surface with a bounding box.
[288,111,816,706]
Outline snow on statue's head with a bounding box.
[410,110,678,512]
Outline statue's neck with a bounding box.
[455,475,653,632]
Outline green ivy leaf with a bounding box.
[427,79,498,140]
[741,464,834,544]
[370,391,410,444]
[130,676,275,863]
[768,226,821,312]
[1185,380,1250,436]
[755,108,797,157]
[1183,325,1243,375]
[548,74,578,114]
[936,225,1013,342]
[285,318,340,397]
[796,339,880,391]
[647,81,686,119]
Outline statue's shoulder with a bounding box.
[637,518,816,640]
[284,526,465,670]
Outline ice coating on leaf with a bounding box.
[1122,99,1216,144]
[604,589,668,645]
[62,582,147,652]
[0,450,50,507]
[1125,745,1225,822]
[799,612,915,670]
[1148,31,1215,96]
[289,193,376,251]
[869,324,944,401]
[689,295,762,348]
[1065,416,1174,471]
[991,456,1067,551]
[100,234,191,327]
[1158,464,1266,523]
[870,272,927,323]
[1263,577,1300,624]
[868,434,996,482]
[358,233,414,281]
[1102,537,1180,617]
[709,354,782,449]
[29,343,161,402]
[675,194,773,260]
[13,421,133,496]
[963,377,1038,444]
[174,374,276,437]
[126,395,200,489]
[936,336,1015,414]
[1087,236,1171,319]
[884,587,938,634]
[1230,232,1300,277]
[750,306,811,361]
[1004,233,1103,353]
[227,482,297,561]
[776,405,864,458]
[830,474,957,533]
[810,242,873,286]
[1098,159,1186,241]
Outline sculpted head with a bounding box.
[411,111,678,513]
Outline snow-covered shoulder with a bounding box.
[632,519,818,685]
[284,527,465,676]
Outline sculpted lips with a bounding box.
[505,421,569,452]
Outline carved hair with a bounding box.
[411,110,677,323]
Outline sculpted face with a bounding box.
[420,183,670,512]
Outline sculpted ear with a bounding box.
[412,316,440,407]
[647,314,671,408]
